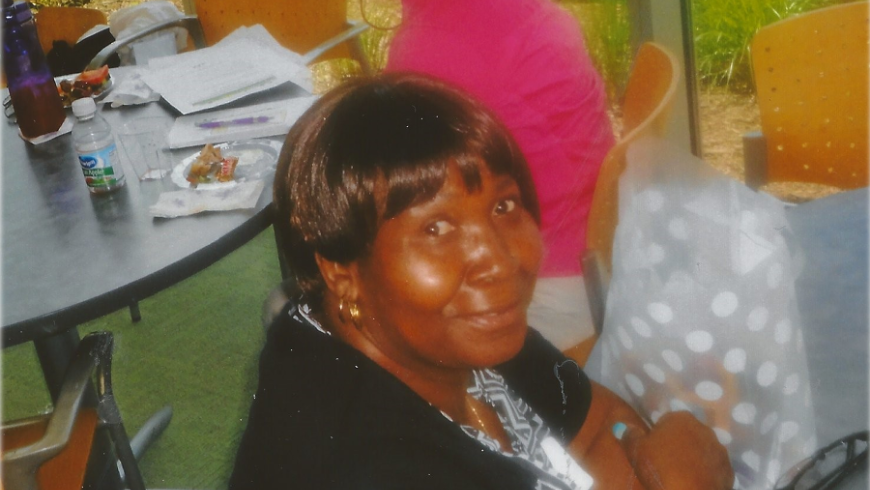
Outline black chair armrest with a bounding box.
[581,249,610,337]
[743,130,768,190]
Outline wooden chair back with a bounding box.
[35,7,108,57]
[1,409,98,490]
[750,1,869,189]
[191,0,352,62]
[585,42,680,273]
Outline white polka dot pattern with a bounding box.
[747,307,769,331]
[617,326,633,350]
[783,374,800,395]
[643,363,666,383]
[742,451,761,472]
[696,381,724,401]
[647,302,673,324]
[757,362,778,387]
[711,291,739,317]
[779,421,800,443]
[668,218,689,240]
[774,319,793,344]
[625,374,645,397]
[592,148,817,490]
[661,350,684,372]
[647,243,665,264]
[732,402,757,424]
[714,428,733,445]
[631,317,652,338]
[723,348,747,373]
[686,330,714,353]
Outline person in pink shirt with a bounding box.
[385,0,615,350]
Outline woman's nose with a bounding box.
[465,223,518,284]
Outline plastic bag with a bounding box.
[586,138,816,490]
[108,1,188,65]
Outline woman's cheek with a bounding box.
[514,216,544,274]
[389,251,465,310]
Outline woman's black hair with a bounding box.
[273,72,540,308]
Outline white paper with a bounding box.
[167,96,318,148]
[140,36,311,115]
[149,180,265,218]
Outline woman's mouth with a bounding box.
[460,302,525,331]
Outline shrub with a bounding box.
[691,0,843,92]
[559,0,633,107]
[29,0,92,9]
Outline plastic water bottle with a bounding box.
[71,97,126,194]
[2,0,66,139]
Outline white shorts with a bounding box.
[526,275,595,351]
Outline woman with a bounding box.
[229,73,732,490]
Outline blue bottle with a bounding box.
[2,0,66,138]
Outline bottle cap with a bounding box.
[71,97,97,118]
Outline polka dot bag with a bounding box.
[587,138,816,490]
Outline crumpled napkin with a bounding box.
[149,180,265,218]
[18,116,73,144]
[103,68,161,108]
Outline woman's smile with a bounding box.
[455,300,525,332]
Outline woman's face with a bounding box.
[352,162,543,372]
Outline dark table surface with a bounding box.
[2,76,305,347]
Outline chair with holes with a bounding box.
[1,332,172,490]
[35,6,107,58]
[743,1,869,195]
[572,42,680,357]
[87,0,371,73]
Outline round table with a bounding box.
[2,77,303,390]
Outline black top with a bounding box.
[229,302,592,490]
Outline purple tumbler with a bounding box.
[2,0,66,139]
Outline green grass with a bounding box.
[2,227,283,489]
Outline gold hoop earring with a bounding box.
[338,298,362,329]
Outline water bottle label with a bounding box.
[78,143,124,188]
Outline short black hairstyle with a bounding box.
[273,72,540,308]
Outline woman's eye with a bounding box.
[493,198,518,216]
[424,220,455,236]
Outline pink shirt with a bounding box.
[386,0,614,276]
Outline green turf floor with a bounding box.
[2,226,283,489]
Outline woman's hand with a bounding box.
[570,381,733,490]
[617,411,734,490]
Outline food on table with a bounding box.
[186,143,239,187]
[57,65,112,106]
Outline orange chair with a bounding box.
[1,333,170,490]
[580,42,680,342]
[743,1,869,191]
[35,6,108,58]
[87,0,370,73]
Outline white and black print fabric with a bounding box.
[456,369,593,490]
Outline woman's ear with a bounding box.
[315,253,361,302]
